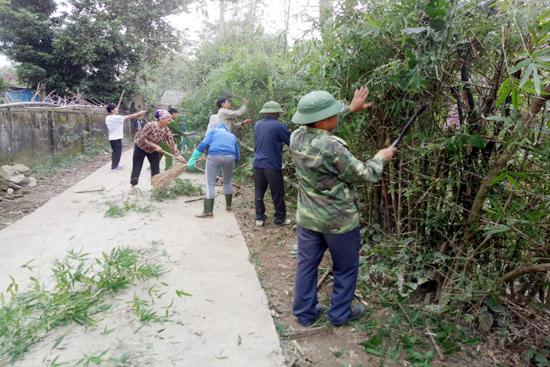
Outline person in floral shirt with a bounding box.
[130,109,185,192]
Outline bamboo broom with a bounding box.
[151,150,204,189]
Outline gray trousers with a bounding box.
[205,155,235,199]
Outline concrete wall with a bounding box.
[0,107,133,166]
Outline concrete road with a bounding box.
[0,150,285,366]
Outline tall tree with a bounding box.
[0,0,58,87]
[219,0,226,33]
[319,0,333,28]
[283,0,291,54]
[0,0,192,101]
[217,0,239,36]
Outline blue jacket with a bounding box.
[197,125,240,161]
[253,117,290,170]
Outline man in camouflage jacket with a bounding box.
[290,88,396,327]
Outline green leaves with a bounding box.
[151,178,203,202]
[104,200,152,218]
[496,77,514,107]
[361,335,385,357]
[0,247,167,363]
[482,224,510,237]
[518,62,540,95]
[467,134,486,149]
[175,289,192,297]
[402,27,429,35]
[523,348,550,367]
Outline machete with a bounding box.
[390,105,427,148]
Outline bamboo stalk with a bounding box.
[426,328,445,361]
[396,154,403,235]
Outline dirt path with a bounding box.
[0,150,284,366]
[233,188,382,367]
[0,151,111,230]
[233,186,489,367]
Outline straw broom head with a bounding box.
[151,164,188,189]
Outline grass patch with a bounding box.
[30,142,109,178]
[354,293,481,366]
[104,200,152,218]
[151,178,203,201]
[0,247,165,363]
[275,322,288,337]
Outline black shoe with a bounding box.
[348,303,365,321]
[273,218,292,226]
[296,304,324,327]
[331,303,365,326]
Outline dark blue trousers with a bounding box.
[293,225,361,326]
[254,167,286,223]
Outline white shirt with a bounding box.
[206,114,220,135]
[205,105,246,134]
[105,115,125,141]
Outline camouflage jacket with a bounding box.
[289,127,386,234]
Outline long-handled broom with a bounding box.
[151,150,204,189]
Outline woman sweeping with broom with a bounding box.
[187,123,240,217]
[130,109,185,193]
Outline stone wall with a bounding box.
[0,107,132,166]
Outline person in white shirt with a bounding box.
[206,97,253,134]
[105,103,146,170]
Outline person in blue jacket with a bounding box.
[253,101,291,227]
[187,123,240,217]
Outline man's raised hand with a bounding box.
[349,86,373,113]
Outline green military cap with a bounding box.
[291,91,344,125]
[259,101,284,114]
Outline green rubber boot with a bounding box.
[225,194,233,211]
[196,198,214,218]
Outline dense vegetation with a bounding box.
[141,0,550,362]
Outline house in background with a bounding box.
[4,87,41,103]
[1,71,50,103]
[158,90,185,109]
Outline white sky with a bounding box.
[0,55,10,67]
[168,0,318,45]
[0,0,319,67]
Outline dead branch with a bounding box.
[287,326,327,340]
[354,290,369,307]
[184,197,203,203]
[467,83,550,227]
[426,327,446,361]
[74,187,105,194]
[497,263,550,285]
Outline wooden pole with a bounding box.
[116,90,126,110]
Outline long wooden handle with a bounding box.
[390,105,427,148]
[160,149,175,158]
[116,90,125,110]
[161,150,205,172]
